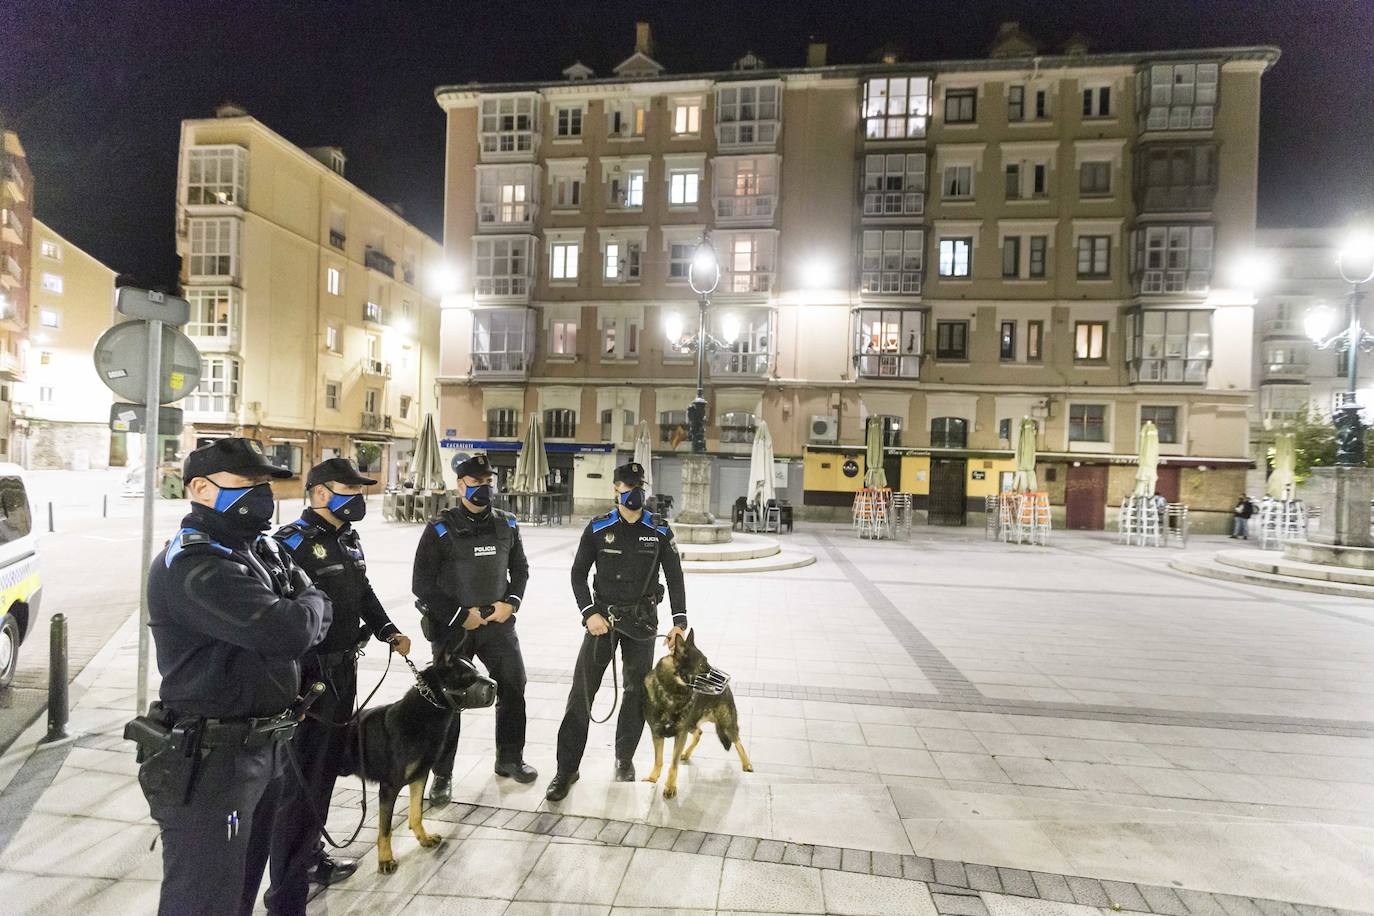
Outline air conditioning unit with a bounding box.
[809,415,838,444]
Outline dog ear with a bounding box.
[686,628,696,648]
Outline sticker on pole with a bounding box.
[93,320,202,405]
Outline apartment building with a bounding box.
[0,126,33,464]
[434,22,1277,529]
[176,107,443,490]
[21,219,118,469]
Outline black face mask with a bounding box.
[211,482,276,533]
[324,487,366,522]
[464,483,492,507]
[618,487,645,511]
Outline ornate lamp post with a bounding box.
[1305,231,1374,466]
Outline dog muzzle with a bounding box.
[443,676,497,710]
[690,666,731,696]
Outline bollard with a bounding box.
[47,501,53,533]
[40,614,69,744]
[102,494,108,518]
[275,500,281,524]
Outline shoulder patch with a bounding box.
[590,514,617,534]
[165,527,231,567]
[434,522,449,538]
[506,516,518,528]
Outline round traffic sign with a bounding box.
[93,320,202,405]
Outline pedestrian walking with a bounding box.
[1231,494,1256,539]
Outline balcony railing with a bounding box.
[1137,184,1217,212]
[1,208,24,245]
[720,270,774,294]
[713,194,776,224]
[1263,363,1308,379]
[855,353,921,379]
[472,351,529,378]
[1135,269,1212,296]
[3,163,24,201]
[363,358,392,378]
[709,351,771,377]
[1,255,21,289]
[364,247,395,277]
[1262,319,1304,337]
[0,351,23,380]
[184,395,238,418]
[361,412,393,432]
[363,302,392,325]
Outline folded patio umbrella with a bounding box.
[412,413,446,491]
[1267,431,1297,500]
[633,419,655,494]
[1012,417,1038,492]
[1132,420,1160,497]
[748,418,776,507]
[511,412,550,493]
[863,416,888,488]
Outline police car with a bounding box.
[0,465,40,689]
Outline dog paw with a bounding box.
[642,774,659,784]
[742,764,754,772]
[662,785,677,799]
[419,833,443,849]
[378,858,398,875]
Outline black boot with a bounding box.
[545,772,579,801]
[495,760,539,784]
[307,854,358,886]
[429,774,452,807]
[614,759,635,782]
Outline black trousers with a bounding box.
[264,658,357,915]
[142,739,284,916]
[433,618,527,777]
[555,629,655,775]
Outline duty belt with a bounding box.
[310,646,360,669]
[166,710,298,749]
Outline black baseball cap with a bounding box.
[454,453,494,479]
[306,457,377,490]
[183,437,292,483]
[613,462,646,486]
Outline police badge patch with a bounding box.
[312,543,328,560]
[605,533,615,544]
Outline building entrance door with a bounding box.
[927,458,967,526]
[883,453,903,491]
[1156,465,1181,503]
[1065,464,1108,529]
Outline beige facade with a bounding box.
[434,24,1278,528]
[21,219,118,469]
[0,128,33,464]
[175,110,444,491]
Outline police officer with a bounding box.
[546,461,686,802]
[412,452,535,805]
[136,438,332,916]
[263,458,413,913]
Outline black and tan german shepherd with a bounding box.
[642,629,753,799]
[337,645,495,874]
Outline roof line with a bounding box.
[434,45,1281,98]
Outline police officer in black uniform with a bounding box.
[263,458,414,913]
[412,452,535,805]
[132,438,332,916]
[546,461,687,801]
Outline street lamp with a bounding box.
[1305,229,1374,465]
[663,233,722,453]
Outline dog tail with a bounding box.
[718,731,733,751]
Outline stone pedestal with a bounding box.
[1308,466,1374,548]
[672,453,732,544]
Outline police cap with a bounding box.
[613,462,646,486]
[454,453,494,480]
[305,457,377,490]
[183,437,293,483]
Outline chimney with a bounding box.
[215,101,248,119]
[806,41,828,68]
[635,21,654,57]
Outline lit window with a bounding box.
[668,169,700,206]
[603,241,642,282]
[1074,321,1108,360]
[40,240,61,260]
[41,273,63,294]
[715,83,780,147]
[672,100,701,135]
[187,217,239,278]
[937,238,972,278]
[186,288,235,338]
[550,242,579,280]
[478,96,537,154]
[186,145,247,206]
[190,356,241,414]
[39,351,51,365]
[862,76,930,139]
[327,266,341,296]
[1128,310,1211,383]
[326,323,339,352]
[549,319,578,356]
[473,237,531,299]
[39,309,60,328]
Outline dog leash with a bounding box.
[583,615,674,725]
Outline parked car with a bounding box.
[0,465,41,688]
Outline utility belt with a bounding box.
[418,602,496,642]
[597,590,662,639]
[124,702,298,805]
[308,642,365,670]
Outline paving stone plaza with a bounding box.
[0,506,1370,915]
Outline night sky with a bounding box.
[1,0,1371,288]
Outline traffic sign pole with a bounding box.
[135,318,163,715]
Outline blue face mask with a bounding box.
[464,483,492,507]
[212,482,275,532]
[325,487,366,522]
[618,487,645,511]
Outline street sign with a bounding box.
[93,320,201,404]
[109,403,184,435]
[116,287,190,325]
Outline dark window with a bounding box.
[930,417,968,448]
[945,89,976,123]
[1075,321,1108,361]
[1002,236,1021,278]
[1083,85,1111,118]
[1338,348,1351,377]
[935,320,969,360]
[543,408,577,439]
[1005,164,1020,199]
[1068,404,1107,442]
[487,408,518,438]
[1032,164,1046,196]
[1141,406,1179,443]
[1080,161,1112,195]
[998,418,1013,441]
[719,411,757,444]
[659,409,688,444]
[1029,236,1047,278]
[1008,85,1025,121]
[0,476,32,543]
[1027,320,1044,360]
[879,415,903,448]
[999,320,1016,360]
[1035,90,1048,119]
[267,443,302,475]
[1077,236,1111,278]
